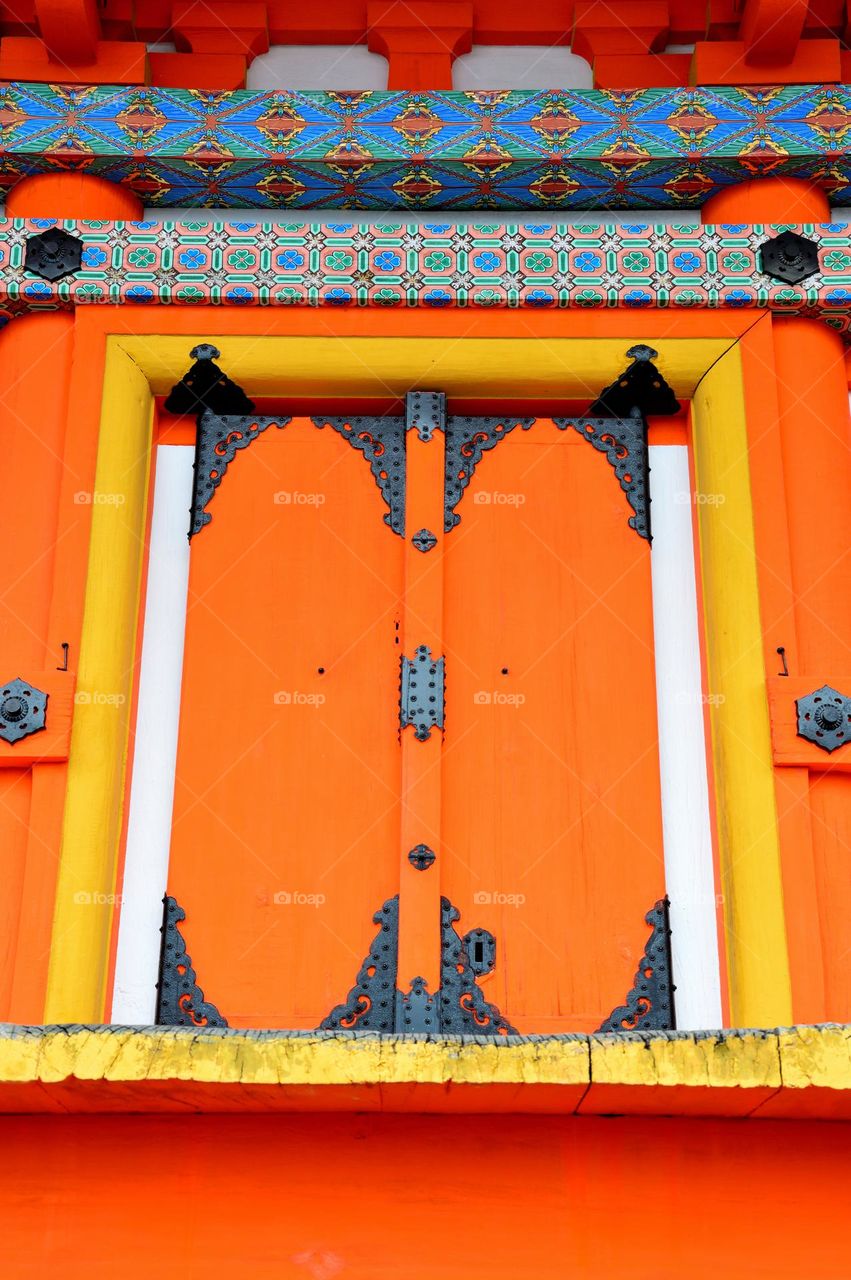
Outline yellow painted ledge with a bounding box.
[0,1025,849,1117]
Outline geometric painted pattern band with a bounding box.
[6,217,851,340]
[2,82,851,210]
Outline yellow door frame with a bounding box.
[42,328,793,1030]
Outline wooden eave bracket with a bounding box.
[1,1023,850,1118]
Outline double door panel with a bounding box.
[164,408,665,1031]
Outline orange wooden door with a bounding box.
[160,399,666,1033]
[441,420,664,1034]
[166,415,405,1028]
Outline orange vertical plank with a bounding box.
[737,320,826,1024]
[397,397,445,997]
[771,317,851,1020]
[0,312,76,1022]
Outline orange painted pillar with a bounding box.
[702,176,829,224]
[769,314,851,1021]
[703,178,850,1023]
[7,172,143,221]
[0,173,142,1023]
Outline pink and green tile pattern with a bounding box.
[4,217,851,338]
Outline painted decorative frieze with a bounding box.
[3,217,851,339]
[0,83,849,209]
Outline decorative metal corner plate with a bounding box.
[400,645,445,741]
[319,896,400,1032]
[438,899,517,1035]
[319,894,514,1037]
[554,410,650,541]
[165,344,255,418]
[191,411,291,537]
[596,898,675,1032]
[444,414,535,530]
[156,896,228,1027]
[588,345,681,419]
[311,414,406,535]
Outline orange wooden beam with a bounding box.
[33,0,100,64]
[367,0,472,90]
[740,0,808,63]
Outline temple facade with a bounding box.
[1,3,851,1276]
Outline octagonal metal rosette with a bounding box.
[759,230,820,285]
[24,226,84,282]
[796,684,851,753]
[0,677,48,744]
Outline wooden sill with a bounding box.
[0,1024,849,1119]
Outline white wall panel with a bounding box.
[649,444,723,1031]
[453,45,592,89]
[248,44,388,90]
[111,446,194,1025]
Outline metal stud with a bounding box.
[0,676,47,744]
[408,843,436,870]
[796,684,851,752]
[759,231,820,285]
[24,227,83,282]
[411,528,437,553]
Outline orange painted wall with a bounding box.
[1,1113,849,1277]
[1,299,850,1026]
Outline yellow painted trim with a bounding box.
[589,1028,779,1089]
[44,327,790,1031]
[0,1027,594,1088]
[778,1024,851,1089]
[43,343,154,1023]
[114,334,730,399]
[692,344,793,1028]
[5,1024,848,1116]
